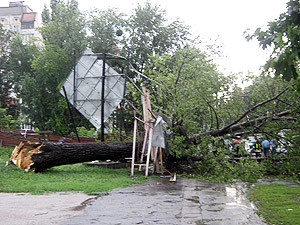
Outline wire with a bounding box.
[126,76,143,94]
[129,64,167,89]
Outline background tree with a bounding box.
[87,8,126,54]
[8,36,38,99]
[0,24,13,111]
[0,24,23,120]
[10,0,91,133]
[124,2,190,73]
[21,45,70,132]
[84,3,191,135]
[246,0,300,90]
[0,108,19,129]
[142,46,231,153]
[40,0,87,57]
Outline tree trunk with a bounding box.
[9,141,137,172]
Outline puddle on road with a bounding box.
[225,185,253,209]
[211,186,225,192]
[186,197,200,204]
[206,208,223,212]
[71,196,100,211]
[225,187,237,197]
[164,199,181,203]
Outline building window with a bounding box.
[21,22,34,29]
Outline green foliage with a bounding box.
[20,44,70,132]
[262,123,300,179]
[0,24,19,117]
[246,0,300,88]
[249,184,300,225]
[88,8,126,54]
[72,126,97,138]
[124,1,190,72]
[0,147,147,194]
[7,36,39,120]
[168,135,190,157]
[285,137,300,179]
[0,108,19,129]
[0,24,11,107]
[8,36,39,86]
[40,0,87,57]
[189,137,264,183]
[139,29,299,183]
[146,46,231,135]
[41,4,51,23]
[234,75,299,138]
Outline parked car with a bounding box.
[276,129,293,154]
[244,136,257,155]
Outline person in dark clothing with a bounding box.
[251,142,262,157]
[232,138,240,156]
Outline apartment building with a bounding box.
[0,1,39,42]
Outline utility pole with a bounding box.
[101,53,106,142]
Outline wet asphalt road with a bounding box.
[62,178,266,225]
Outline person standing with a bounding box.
[251,141,262,157]
[232,138,240,156]
[262,139,270,157]
[271,139,278,154]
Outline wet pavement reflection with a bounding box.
[63,178,266,225]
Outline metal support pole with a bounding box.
[101,53,106,142]
[131,118,138,177]
[73,50,76,108]
[119,53,129,141]
[62,86,80,143]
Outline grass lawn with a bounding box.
[0,147,148,194]
[248,184,300,225]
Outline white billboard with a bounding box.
[59,49,125,129]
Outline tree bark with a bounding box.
[10,141,137,172]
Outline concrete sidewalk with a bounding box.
[63,178,266,225]
[0,192,98,225]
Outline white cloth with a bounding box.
[152,116,165,148]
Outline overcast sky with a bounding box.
[1,0,288,78]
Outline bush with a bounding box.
[0,108,20,129]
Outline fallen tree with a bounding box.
[190,110,295,140]
[186,85,297,143]
[9,141,136,172]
